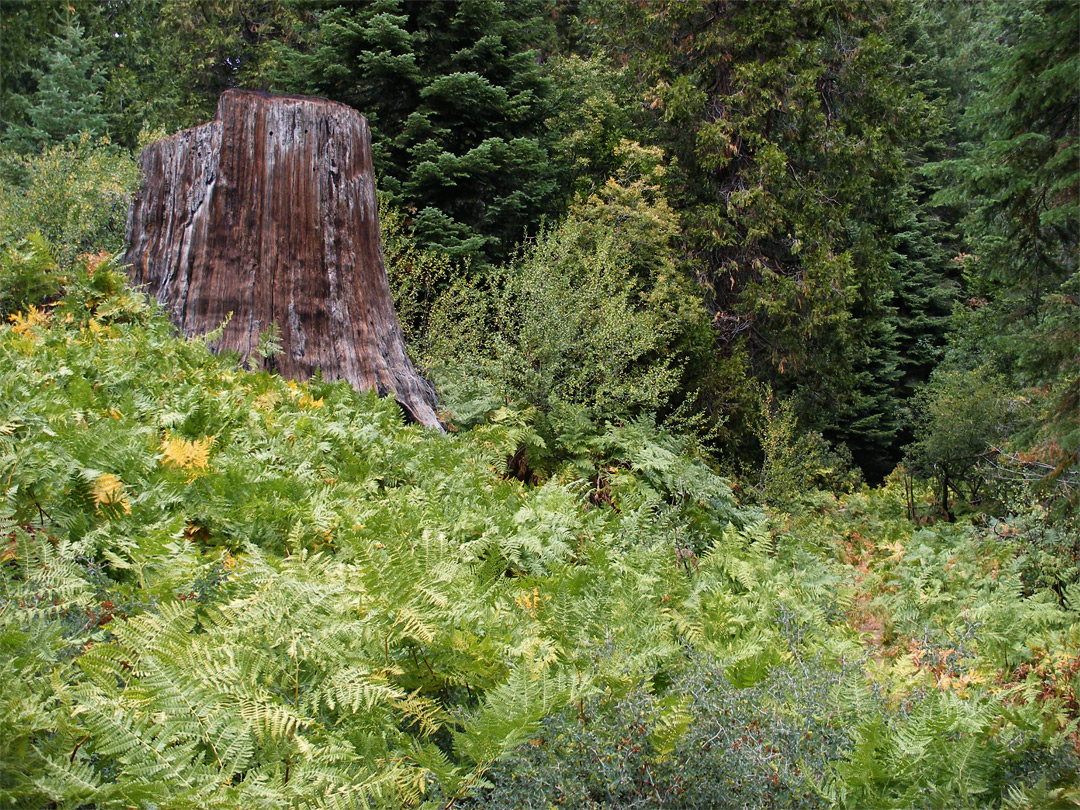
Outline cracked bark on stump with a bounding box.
[124,88,441,428]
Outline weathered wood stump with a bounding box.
[124,89,441,428]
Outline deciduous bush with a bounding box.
[0,134,138,269]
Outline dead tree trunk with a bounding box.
[124,89,441,428]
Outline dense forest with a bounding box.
[0,1,1077,807]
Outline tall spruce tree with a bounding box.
[2,14,109,152]
[949,0,1078,325]
[926,0,1079,500]
[273,0,561,266]
[0,0,65,144]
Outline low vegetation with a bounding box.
[0,241,1076,807]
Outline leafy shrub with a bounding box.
[470,656,849,809]
[906,363,1031,514]
[427,216,682,418]
[421,145,712,429]
[756,391,861,509]
[0,134,138,269]
[381,197,456,344]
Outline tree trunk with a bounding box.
[124,89,441,428]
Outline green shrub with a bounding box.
[0,135,138,269]
[381,197,456,344]
[906,363,1032,515]
[470,656,849,809]
[420,145,713,430]
[427,216,682,418]
[756,391,862,509]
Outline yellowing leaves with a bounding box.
[159,434,215,472]
[254,390,281,411]
[515,587,548,618]
[92,473,131,513]
[255,381,322,411]
[8,306,49,335]
[879,539,906,563]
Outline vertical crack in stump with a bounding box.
[125,89,441,428]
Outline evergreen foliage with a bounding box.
[273,0,561,266]
[1,14,109,152]
[580,0,942,473]
[911,0,1079,519]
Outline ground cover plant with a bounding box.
[1,242,1076,808]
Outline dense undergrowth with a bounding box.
[1,248,1076,808]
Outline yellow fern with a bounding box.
[159,434,215,472]
[8,306,49,335]
[92,473,131,513]
[254,391,280,411]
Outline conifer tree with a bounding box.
[274,0,561,266]
[0,0,66,141]
[922,0,1079,503]
[2,15,109,152]
[582,0,941,473]
[949,0,1078,328]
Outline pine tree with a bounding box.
[949,0,1078,328]
[275,0,561,266]
[582,0,942,473]
[0,0,65,140]
[2,15,109,152]
[926,0,1079,504]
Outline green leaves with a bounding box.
[0,134,138,269]
[0,232,61,318]
[422,193,703,433]
[1,17,110,153]
[585,0,943,470]
[2,234,1077,806]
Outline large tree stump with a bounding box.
[124,89,441,428]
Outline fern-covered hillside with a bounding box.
[1,245,1076,808]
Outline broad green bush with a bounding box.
[426,215,683,418]
[471,657,846,809]
[906,363,1028,512]
[420,147,712,429]
[756,391,861,509]
[0,135,139,269]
